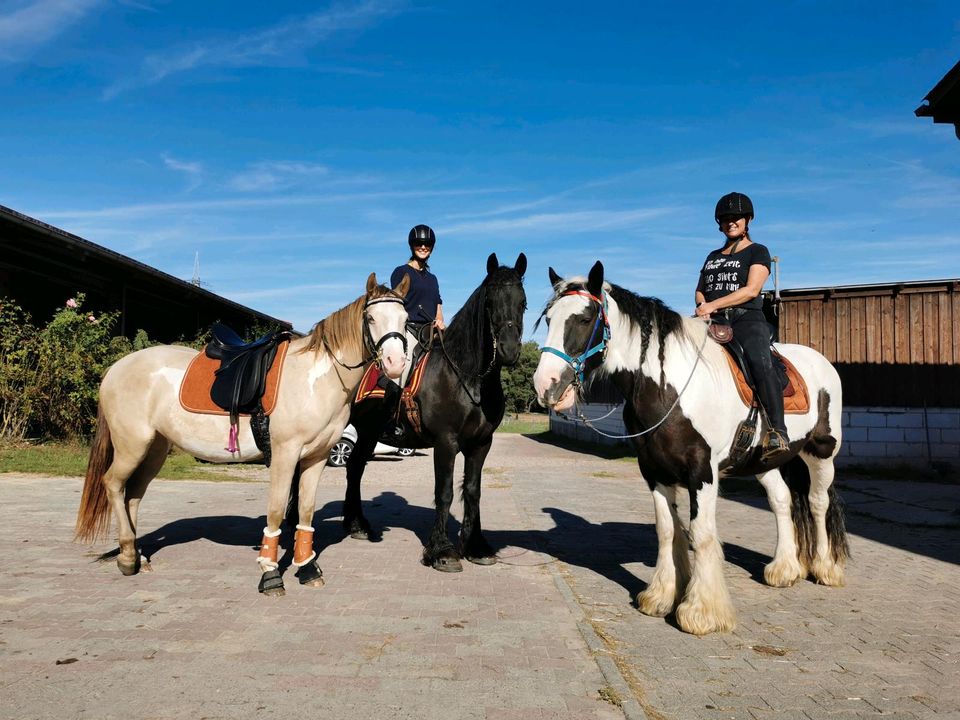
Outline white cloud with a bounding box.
[104,0,401,98]
[162,153,203,191]
[443,207,676,236]
[0,0,102,62]
[229,161,329,192]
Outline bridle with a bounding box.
[541,289,610,389]
[325,295,408,372]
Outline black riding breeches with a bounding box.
[731,315,786,433]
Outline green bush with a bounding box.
[0,295,151,440]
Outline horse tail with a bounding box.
[783,455,850,569]
[74,406,114,543]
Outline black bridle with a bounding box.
[325,295,408,371]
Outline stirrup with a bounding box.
[760,429,790,462]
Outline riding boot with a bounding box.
[756,365,790,462]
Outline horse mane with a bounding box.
[302,283,396,357]
[540,277,686,391]
[443,265,524,376]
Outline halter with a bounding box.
[541,290,610,388]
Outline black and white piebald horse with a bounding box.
[533,262,848,636]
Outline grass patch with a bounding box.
[497,413,550,434]
[0,442,262,482]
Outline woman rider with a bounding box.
[391,224,444,344]
[695,192,789,461]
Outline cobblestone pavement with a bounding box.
[1,434,958,720]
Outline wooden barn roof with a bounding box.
[915,60,960,139]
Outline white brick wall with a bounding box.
[549,403,960,468]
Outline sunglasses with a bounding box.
[413,242,434,248]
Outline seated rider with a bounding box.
[391,224,445,349]
[695,192,789,462]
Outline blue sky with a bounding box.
[1,1,958,335]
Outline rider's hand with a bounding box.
[695,302,714,319]
[435,319,446,331]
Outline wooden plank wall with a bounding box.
[777,285,959,407]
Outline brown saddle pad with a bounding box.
[723,350,810,415]
[179,340,289,416]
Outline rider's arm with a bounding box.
[695,264,769,317]
[435,304,445,330]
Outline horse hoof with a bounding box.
[432,556,463,573]
[465,554,497,566]
[349,528,369,541]
[296,562,324,587]
[258,569,285,595]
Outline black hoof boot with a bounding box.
[258,569,285,596]
[296,561,324,587]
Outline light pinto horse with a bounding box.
[533,262,848,635]
[75,273,410,595]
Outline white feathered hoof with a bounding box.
[636,585,677,618]
[675,597,737,636]
[763,555,804,588]
[811,557,846,587]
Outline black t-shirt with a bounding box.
[390,264,442,324]
[697,243,771,310]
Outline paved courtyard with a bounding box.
[0,433,957,719]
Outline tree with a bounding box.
[500,340,544,414]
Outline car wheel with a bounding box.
[329,439,354,467]
[396,447,415,457]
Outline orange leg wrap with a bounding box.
[293,526,315,566]
[258,533,280,567]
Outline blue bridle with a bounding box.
[542,289,610,386]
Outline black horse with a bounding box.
[344,252,527,572]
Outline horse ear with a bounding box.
[587,261,604,297]
[548,267,563,288]
[486,253,499,276]
[366,272,378,295]
[514,252,527,279]
[393,272,411,298]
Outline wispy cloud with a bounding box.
[229,161,329,192]
[104,0,401,98]
[33,185,515,221]
[443,207,677,236]
[0,0,102,63]
[162,153,203,191]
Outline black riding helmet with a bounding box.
[408,224,436,249]
[715,192,754,223]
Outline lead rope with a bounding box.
[559,320,711,440]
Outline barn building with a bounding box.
[550,280,960,470]
[0,204,291,342]
[915,59,960,140]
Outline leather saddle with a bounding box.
[205,323,288,423]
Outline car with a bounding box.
[328,424,416,467]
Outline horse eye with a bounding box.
[366,314,375,324]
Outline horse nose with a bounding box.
[380,339,407,379]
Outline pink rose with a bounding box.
[87,315,97,323]
[66,298,78,308]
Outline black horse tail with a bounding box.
[783,455,850,571]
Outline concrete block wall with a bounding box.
[836,406,960,467]
[550,403,960,468]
